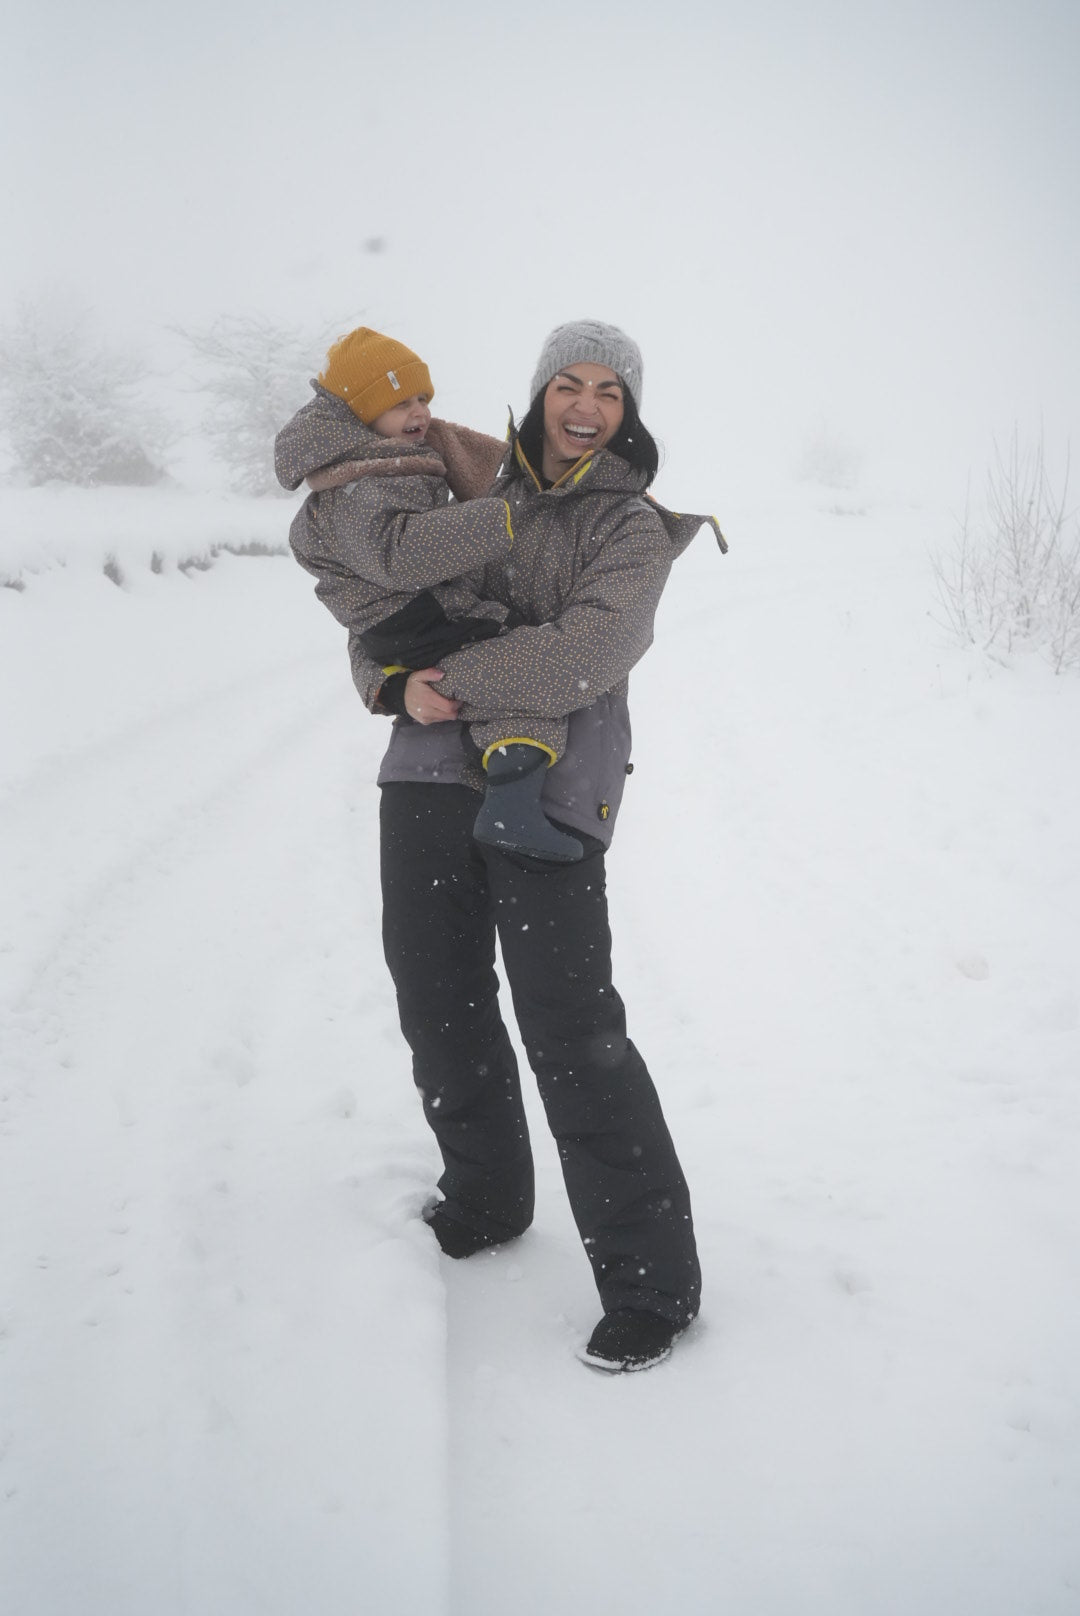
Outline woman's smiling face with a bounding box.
[541,363,624,481]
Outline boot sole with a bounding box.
[473,830,582,863]
[576,1340,675,1374]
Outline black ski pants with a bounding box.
[379,782,701,1327]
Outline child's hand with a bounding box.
[405,668,461,725]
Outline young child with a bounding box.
[275,326,580,862]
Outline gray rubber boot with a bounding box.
[473,744,583,863]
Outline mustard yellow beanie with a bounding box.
[318,327,434,424]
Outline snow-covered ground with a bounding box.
[2,478,1078,1615]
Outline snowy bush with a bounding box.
[0,301,170,487]
[933,435,1080,674]
[177,314,327,496]
[797,421,863,491]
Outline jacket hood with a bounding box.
[274,382,440,492]
[505,418,727,555]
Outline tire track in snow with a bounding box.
[0,643,340,807]
[1,621,450,1615]
[0,648,352,1012]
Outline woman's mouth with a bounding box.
[563,423,600,444]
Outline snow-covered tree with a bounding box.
[0,301,169,487]
[178,314,329,496]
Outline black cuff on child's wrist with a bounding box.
[377,671,411,716]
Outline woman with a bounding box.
[312,320,724,1371]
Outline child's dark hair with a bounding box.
[516,381,660,488]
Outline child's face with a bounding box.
[370,394,432,441]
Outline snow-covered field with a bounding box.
[2,479,1078,1615]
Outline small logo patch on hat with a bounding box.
[387,369,401,391]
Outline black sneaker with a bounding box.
[578,1308,681,1373]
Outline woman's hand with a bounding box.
[405,668,461,724]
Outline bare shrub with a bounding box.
[177,314,330,496]
[933,435,1080,674]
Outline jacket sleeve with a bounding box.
[436,510,673,722]
[289,480,514,632]
[348,633,399,711]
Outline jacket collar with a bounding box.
[505,409,645,496]
[501,410,727,553]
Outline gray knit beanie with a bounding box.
[529,319,644,408]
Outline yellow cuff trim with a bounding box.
[381,664,410,676]
[481,737,559,770]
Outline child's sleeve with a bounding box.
[290,480,514,631]
[348,634,402,712]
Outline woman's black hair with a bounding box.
[606,386,660,487]
[515,379,661,489]
[515,391,546,477]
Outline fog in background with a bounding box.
[4,0,1078,504]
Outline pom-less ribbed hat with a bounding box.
[319,327,434,424]
[529,319,643,408]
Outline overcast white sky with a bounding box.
[4,0,1078,500]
